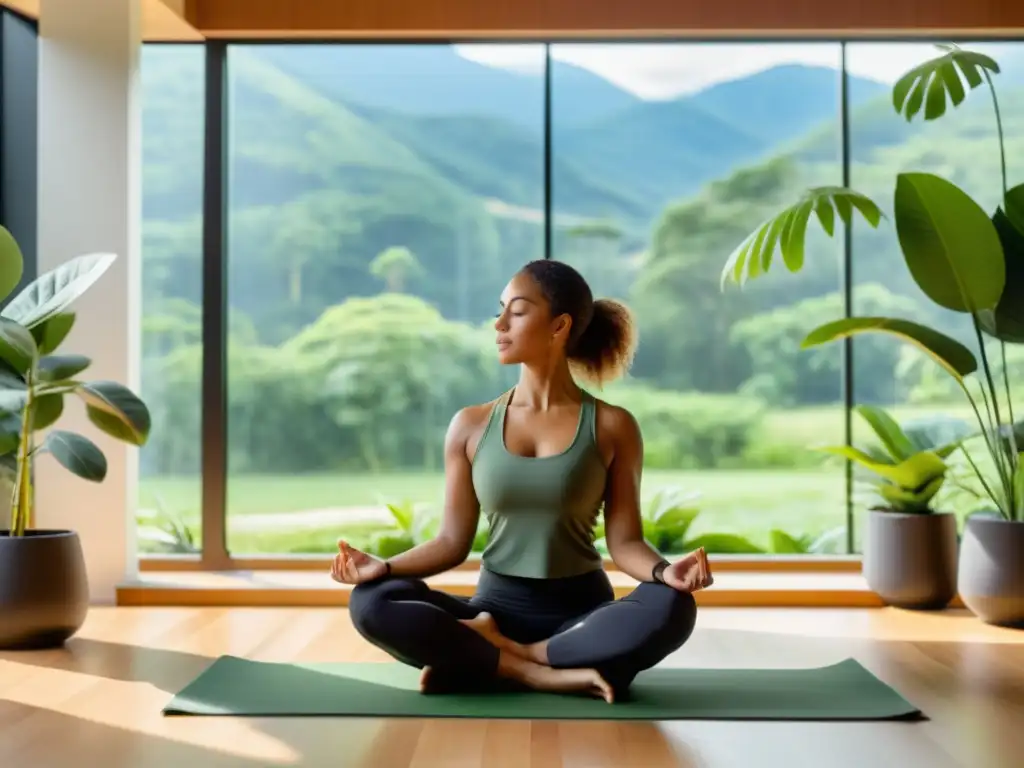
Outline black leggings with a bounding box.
[348,567,698,695]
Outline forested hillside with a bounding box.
[138,44,1024,483]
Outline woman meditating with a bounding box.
[331,259,713,703]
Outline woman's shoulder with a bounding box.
[592,396,641,441]
[447,396,503,442]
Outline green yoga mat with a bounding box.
[163,656,921,721]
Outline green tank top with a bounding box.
[471,388,607,579]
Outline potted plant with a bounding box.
[0,226,151,649]
[817,404,968,609]
[719,45,1024,627]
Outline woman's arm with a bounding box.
[600,405,669,583]
[382,407,483,578]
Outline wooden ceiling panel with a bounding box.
[189,0,1024,39]
[3,0,1022,41]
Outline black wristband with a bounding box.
[384,561,392,576]
[651,560,670,584]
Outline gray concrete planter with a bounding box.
[0,530,90,649]
[958,516,1024,628]
[863,510,959,610]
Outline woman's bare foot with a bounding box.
[420,666,451,694]
[460,613,510,648]
[460,613,551,664]
[498,651,615,703]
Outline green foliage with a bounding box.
[731,285,918,406]
[0,226,152,536]
[979,185,1024,342]
[720,44,1024,522]
[137,497,199,554]
[591,486,842,556]
[360,498,488,559]
[893,172,1005,313]
[802,316,978,382]
[816,405,969,514]
[892,44,1000,122]
[600,384,765,469]
[721,187,882,287]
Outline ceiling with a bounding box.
[1,0,202,40]
[3,0,1022,42]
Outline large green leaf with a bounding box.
[0,362,27,412]
[720,187,882,288]
[0,317,37,375]
[30,312,76,356]
[32,393,64,431]
[894,173,1005,313]
[75,380,151,445]
[1,252,117,329]
[0,226,25,305]
[854,404,913,461]
[37,354,91,382]
[802,316,977,381]
[877,475,945,511]
[41,429,107,482]
[892,44,1000,122]
[1008,184,1024,238]
[978,187,1024,343]
[0,408,21,455]
[819,445,947,489]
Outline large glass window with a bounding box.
[137,44,206,555]
[848,42,1024,549]
[137,38,1024,563]
[224,44,546,555]
[550,43,850,556]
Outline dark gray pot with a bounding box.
[0,529,89,649]
[958,516,1024,628]
[863,510,959,610]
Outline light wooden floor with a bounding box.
[1,607,1022,768]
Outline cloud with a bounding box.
[456,41,1009,100]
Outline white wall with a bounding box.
[36,0,142,603]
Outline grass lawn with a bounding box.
[139,467,849,555]
[137,402,974,555]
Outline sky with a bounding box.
[456,42,1007,100]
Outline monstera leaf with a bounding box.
[892,43,1000,122]
[720,187,882,288]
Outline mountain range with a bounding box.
[140,42,1024,340]
[143,45,899,230]
[241,46,891,216]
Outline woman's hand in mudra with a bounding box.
[661,547,714,593]
[331,540,388,585]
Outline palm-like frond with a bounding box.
[720,187,882,288]
[893,43,1000,122]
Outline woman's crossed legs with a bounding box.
[348,574,698,702]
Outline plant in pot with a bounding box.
[816,404,969,609]
[719,44,1024,626]
[0,226,151,649]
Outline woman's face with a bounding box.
[494,272,571,366]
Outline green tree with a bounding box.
[369,246,424,294]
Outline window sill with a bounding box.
[138,554,864,573]
[119,565,959,609]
